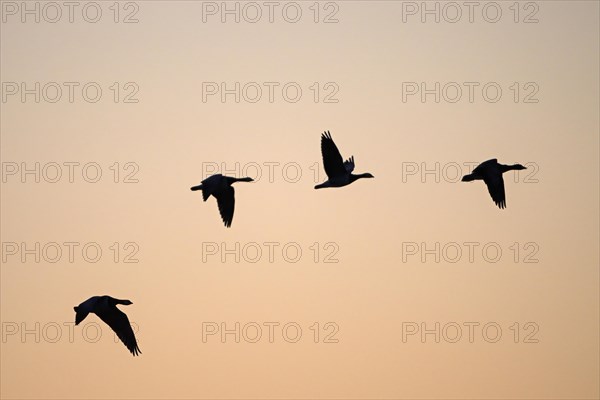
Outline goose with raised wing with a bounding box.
[74,295,141,356]
[191,174,253,227]
[461,159,527,209]
[315,131,374,189]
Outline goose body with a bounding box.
[191,174,253,227]
[461,159,526,209]
[74,295,141,356]
[315,131,374,189]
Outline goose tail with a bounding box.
[461,174,475,182]
[190,185,203,191]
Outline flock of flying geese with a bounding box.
[75,131,527,356]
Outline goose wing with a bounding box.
[74,296,99,325]
[472,159,497,176]
[200,174,222,201]
[483,173,506,209]
[320,131,346,179]
[201,187,211,201]
[95,306,141,356]
[214,186,235,227]
[344,156,355,173]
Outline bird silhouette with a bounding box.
[462,159,527,209]
[74,295,141,356]
[191,174,253,227]
[315,131,374,189]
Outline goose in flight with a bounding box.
[461,159,527,209]
[74,296,141,356]
[190,174,253,227]
[315,131,374,189]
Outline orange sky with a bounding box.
[1,1,599,399]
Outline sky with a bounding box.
[1,1,599,399]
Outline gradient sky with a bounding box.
[1,1,599,399]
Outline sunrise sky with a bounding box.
[1,1,599,399]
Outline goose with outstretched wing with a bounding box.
[315,131,374,189]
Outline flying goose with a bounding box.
[462,159,527,209]
[315,131,374,189]
[191,174,253,227]
[74,295,141,356]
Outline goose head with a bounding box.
[112,298,133,306]
[349,172,374,184]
